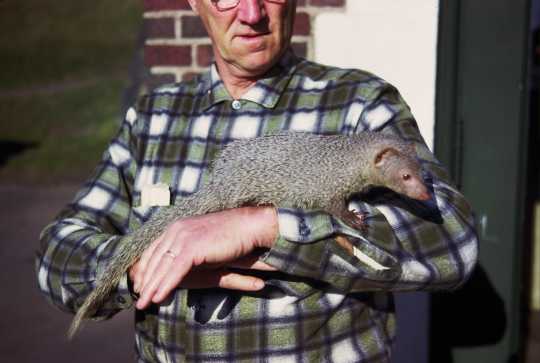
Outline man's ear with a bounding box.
[187,0,199,14]
[374,147,398,168]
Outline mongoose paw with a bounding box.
[343,209,369,232]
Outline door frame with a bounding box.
[433,0,532,361]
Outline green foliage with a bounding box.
[0,0,142,184]
[0,79,126,183]
[0,0,142,89]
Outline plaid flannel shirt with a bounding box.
[36,51,478,362]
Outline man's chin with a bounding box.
[233,53,280,77]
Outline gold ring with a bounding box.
[165,250,177,259]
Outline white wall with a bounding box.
[314,0,439,149]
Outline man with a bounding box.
[36,0,478,362]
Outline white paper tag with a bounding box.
[141,183,170,207]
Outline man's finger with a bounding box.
[136,250,182,309]
[132,233,165,293]
[179,269,266,291]
[150,255,193,304]
[140,227,177,292]
[227,255,278,271]
[217,271,265,291]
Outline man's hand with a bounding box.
[131,206,278,310]
[130,253,276,291]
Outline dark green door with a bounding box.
[432,0,531,362]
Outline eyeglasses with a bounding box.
[210,0,287,12]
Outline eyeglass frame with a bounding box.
[210,0,287,12]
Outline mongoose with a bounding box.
[67,131,430,338]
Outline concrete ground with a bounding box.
[0,184,133,362]
[1,183,539,362]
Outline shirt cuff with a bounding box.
[275,207,338,243]
[262,206,400,278]
[93,271,134,313]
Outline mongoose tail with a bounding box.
[67,195,204,339]
[67,232,154,339]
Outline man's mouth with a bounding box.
[237,32,269,39]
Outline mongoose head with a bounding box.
[372,145,430,201]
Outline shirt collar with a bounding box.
[200,49,300,111]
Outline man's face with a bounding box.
[189,0,296,77]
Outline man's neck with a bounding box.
[222,75,258,100]
[214,59,269,99]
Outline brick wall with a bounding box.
[142,0,346,89]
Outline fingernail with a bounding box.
[136,292,148,309]
[253,280,265,290]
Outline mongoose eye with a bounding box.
[402,173,411,181]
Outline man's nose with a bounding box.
[237,0,266,25]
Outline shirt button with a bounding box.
[231,100,242,110]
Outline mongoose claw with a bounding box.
[343,209,369,232]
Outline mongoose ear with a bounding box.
[374,147,399,168]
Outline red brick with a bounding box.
[144,45,192,67]
[197,44,214,67]
[309,0,345,7]
[144,0,192,11]
[182,15,209,38]
[291,42,307,58]
[144,17,175,39]
[293,12,310,36]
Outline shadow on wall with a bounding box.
[430,265,507,362]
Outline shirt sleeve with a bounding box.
[35,109,140,319]
[260,83,478,294]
